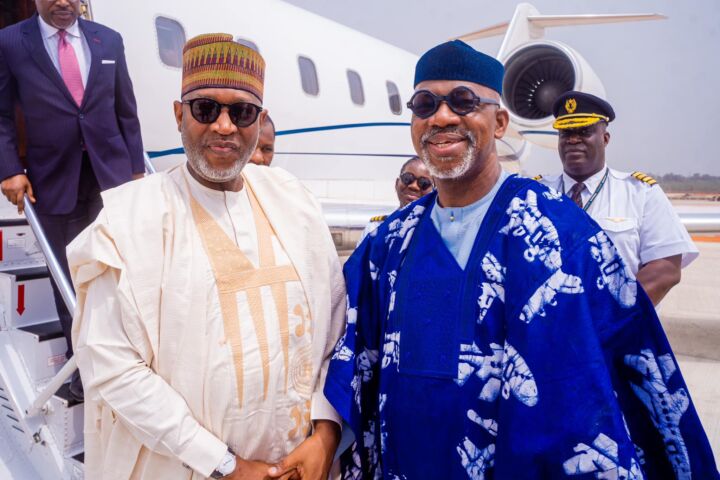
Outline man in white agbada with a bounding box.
[68,33,345,479]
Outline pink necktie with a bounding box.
[58,30,84,106]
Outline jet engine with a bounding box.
[500,40,605,149]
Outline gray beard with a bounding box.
[182,131,255,183]
[419,127,477,180]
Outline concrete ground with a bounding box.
[661,241,720,465]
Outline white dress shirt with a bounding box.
[538,166,698,275]
[37,15,91,87]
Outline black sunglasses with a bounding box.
[399,172,433,191]
[406,86,499,119]
[182,98,263,127]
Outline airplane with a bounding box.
[0,1,717,478]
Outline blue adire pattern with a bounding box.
[324,176,719,480]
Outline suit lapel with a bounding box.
[79,18,101,109]
[21,15,77,107]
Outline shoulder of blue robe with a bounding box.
[495,180,719,478]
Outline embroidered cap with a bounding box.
[552,91,615,130]
[181,33,265,101]
[414,40,504,93]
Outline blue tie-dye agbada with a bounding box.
[324,176,718,480]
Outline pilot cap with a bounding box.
[552,91,615,130]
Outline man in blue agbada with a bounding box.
[323,40,719,479]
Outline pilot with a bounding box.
[535,91,697,305]
[249,114,275,166]
[357,155,433,244]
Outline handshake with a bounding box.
[220,420,340,480]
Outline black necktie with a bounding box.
[569,182,585,209]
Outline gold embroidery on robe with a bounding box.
[187,180,306,405]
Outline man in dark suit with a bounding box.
[0,0,145,400]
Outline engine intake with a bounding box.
[502,44,576,120]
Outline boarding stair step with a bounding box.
[7,319,67,386]
[0,266,59,330]
[0,218,29,227]
[53,382,83,408]
[17,320,64,342]
[0,219,45,271]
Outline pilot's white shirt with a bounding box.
[537,166,698,275]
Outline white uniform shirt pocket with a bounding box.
[595,217,641,275]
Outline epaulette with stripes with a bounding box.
[532,174,543,181]
[370,215,388,222]
[630,171,657,186]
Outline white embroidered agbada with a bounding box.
[69,163,346,479]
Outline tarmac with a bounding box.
[660,240,720,464]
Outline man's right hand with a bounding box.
[228,458,295,480]
[1,174,35,213]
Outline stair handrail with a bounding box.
[25,154,158,417]
[144,152,157,174]
[23,195,78,416]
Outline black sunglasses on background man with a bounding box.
[399,171,433,191]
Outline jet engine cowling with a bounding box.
[500,40,605,149]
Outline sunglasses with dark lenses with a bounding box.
[183,98,263,127]
[406,86,500,119]
[399,172,433,191]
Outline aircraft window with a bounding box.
[235,37,260,53]
[386,81,402,115]
[155,16,186,68]
[346,70,365,106]
[298,56,319,96]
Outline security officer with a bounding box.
[535,91,697,305]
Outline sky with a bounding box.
[284,0,720,176]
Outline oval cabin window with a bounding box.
[347,70,365,106]
[155,16,186,68]
[298,56,319,96]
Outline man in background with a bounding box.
[250,113,275,166]
[358,155,433,244]
[0,0,144,400]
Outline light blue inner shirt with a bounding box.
[431,170,510,270]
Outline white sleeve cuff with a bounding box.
[311,390,342,427]
[176,427,228,478]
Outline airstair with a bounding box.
[0,203,84,479]
[0,157,157,479]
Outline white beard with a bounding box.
[182,130,255,183]
[419,128,477,180]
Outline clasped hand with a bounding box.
[226,420,340,480]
